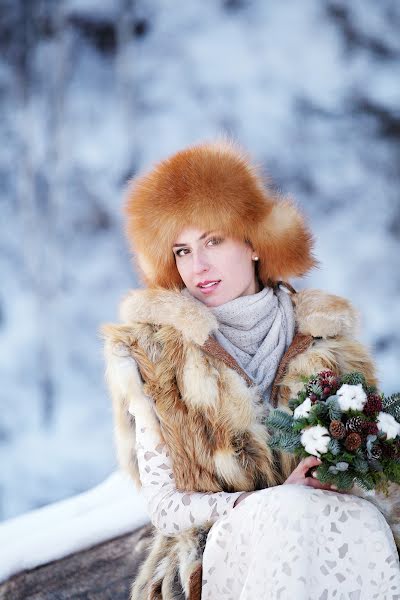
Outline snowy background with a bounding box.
[1,0,399,522]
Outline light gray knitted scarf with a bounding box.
[209,286,295,404]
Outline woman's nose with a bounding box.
[192,251,209,274]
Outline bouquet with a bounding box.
[266,370,400,493]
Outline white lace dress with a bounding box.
[134,407,400,599]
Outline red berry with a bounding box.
[323,386,331,396]
[362,421,379,435]
[364,394,383,416]
[319,370,336,379]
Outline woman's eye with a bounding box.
[175,248,190,257]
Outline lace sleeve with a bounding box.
[134,403,243,537]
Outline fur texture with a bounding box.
[124,140,317,288]
[102,287,400,599]
[292,288,360,338]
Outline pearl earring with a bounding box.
[253,256,259,261]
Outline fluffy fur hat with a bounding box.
[124,140,317,288]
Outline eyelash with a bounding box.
[175,236,223,258]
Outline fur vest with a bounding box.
[102,286,399,600]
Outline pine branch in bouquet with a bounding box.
[335,470,357,490]
[385,461,400,485]
[325,397,342,421]
[311,402,329,421]
[268,431,301,452]
[340,372,366,386]
[268,433,283,450]
[383,393,400,421]
[292,418,309,433]
[266,409,293,432]
[313,462,331,483]
[352,455,369,475]
[279,432,302,452]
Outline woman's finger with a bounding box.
[304,477,333,491]
[297,456,321,475]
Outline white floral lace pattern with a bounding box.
[201,484,400,599]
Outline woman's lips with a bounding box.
[197,280,221,294]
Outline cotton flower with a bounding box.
[293,397,312,419]
[301,425,331,457]
[377,412,400,440]
[336,384,367,412]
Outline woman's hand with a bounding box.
[234,456,341,508]
[283,456,340,491]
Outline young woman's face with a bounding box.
[172,226,260,307]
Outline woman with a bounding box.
[102,141,400,599]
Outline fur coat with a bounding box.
[102,285,399,600]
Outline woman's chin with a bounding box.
[192,290,224,307]
[198,290,232,308]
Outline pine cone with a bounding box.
[364,394,383,416]
[383,441,400,460]
[330,420,346,439]
[362,421,379,435]
[370,444,383,460]
[345,416,364,433]
[306,376,319,390]
[382,443,398,460]
[345,432,362,452]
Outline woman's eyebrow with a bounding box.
[172,231,215,247]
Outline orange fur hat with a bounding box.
[124,140,317,288]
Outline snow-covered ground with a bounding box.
[0,0,399,523]
[0,470,149,582]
